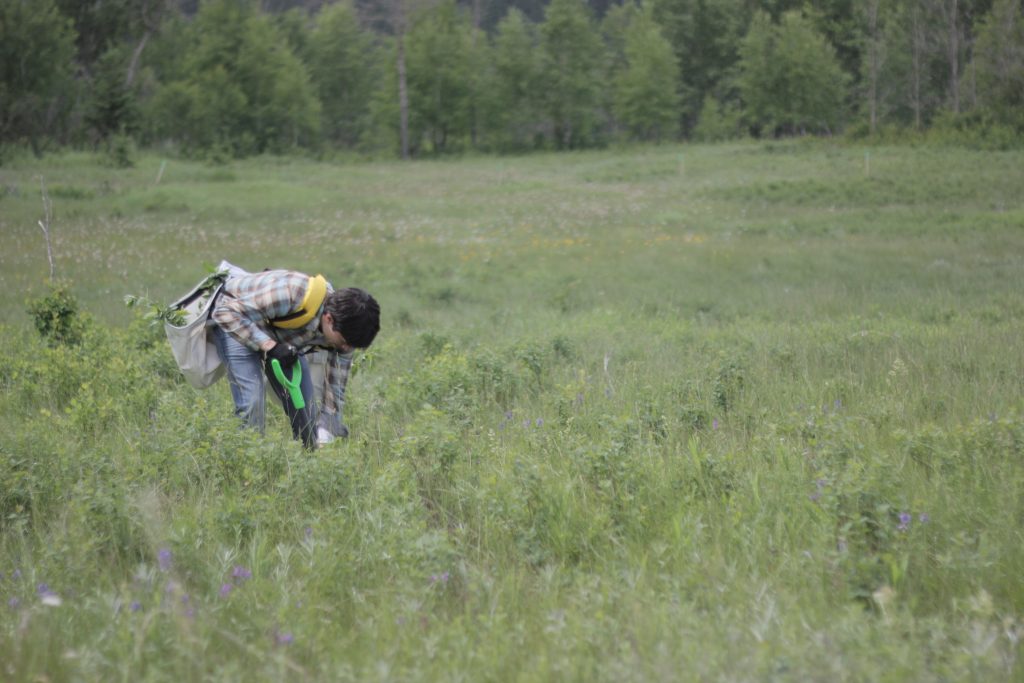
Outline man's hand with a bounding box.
[264,342,299,373]
[316,424,349,446]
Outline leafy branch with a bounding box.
[125,266,229,327]
[124,294,187,327]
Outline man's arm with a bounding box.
[212,297,277,351]
[212,273,302,351]
[318,350,352,439]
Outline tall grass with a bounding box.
[0,141,1022,681]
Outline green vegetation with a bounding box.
[3,0,1024,158]
[0,142,1023,680]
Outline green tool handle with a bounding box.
[271,358,305,410]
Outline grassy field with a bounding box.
[1,141,1023,681]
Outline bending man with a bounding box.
[211,268,380,449]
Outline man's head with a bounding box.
[321,287,380,352]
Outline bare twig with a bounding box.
[38,176,55,279]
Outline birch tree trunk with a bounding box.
[125,31,151,87]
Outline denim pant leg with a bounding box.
[265,354,318,450]
[212,325,266,433]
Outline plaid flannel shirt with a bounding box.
[212,270,352,429]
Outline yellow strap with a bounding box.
[272,274,328,329]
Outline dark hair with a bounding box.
[325,287,380,348]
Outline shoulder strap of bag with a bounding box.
[170,270,229,312]
[271,274,328,329]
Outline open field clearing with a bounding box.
[1,141,1023,681]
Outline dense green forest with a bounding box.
[2,0,1022,159]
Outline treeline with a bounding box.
[2,0,1022,159]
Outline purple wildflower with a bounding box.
[130,601,142,612]
[897,512,912,532]
[712,419,719,430]
[304,526,314,539]
[504,411,513,420]
[37,583,53,597]
[12,569,21,580]
[834,399,842,411]
[809,491,821,503]
[8,597,19,608]
[231,566,252,582]
[157,548,172,571]
[219,583,233,598]
[276,631,294,645]
[918,513,930,523]
[535,418,544,427]
[181,594,190,605]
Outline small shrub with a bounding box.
[395,405,461,522]
[418,332,450,357]
[551,334,576,361]
[26,280,87,347]
[713,352,745,412]
[103,132,136,168]
[693,95,746,142]
[514,342,548,382]
[469,348,523,404]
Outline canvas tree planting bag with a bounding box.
[165,260,249,389]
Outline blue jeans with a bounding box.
[211,325,318,449]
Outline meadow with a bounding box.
[0,140,1022,681]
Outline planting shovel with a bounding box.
[270,358,305,410]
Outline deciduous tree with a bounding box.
[0,0,76,153]
[973,0,1024,127]
[539,0,603,148]
[488,8,543,150]
[308,1,376,147]
[612,5,680,141]
[405,0,475,152]
[738,10,849,136]
[651,0,747,133]
[150,0,319,155]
